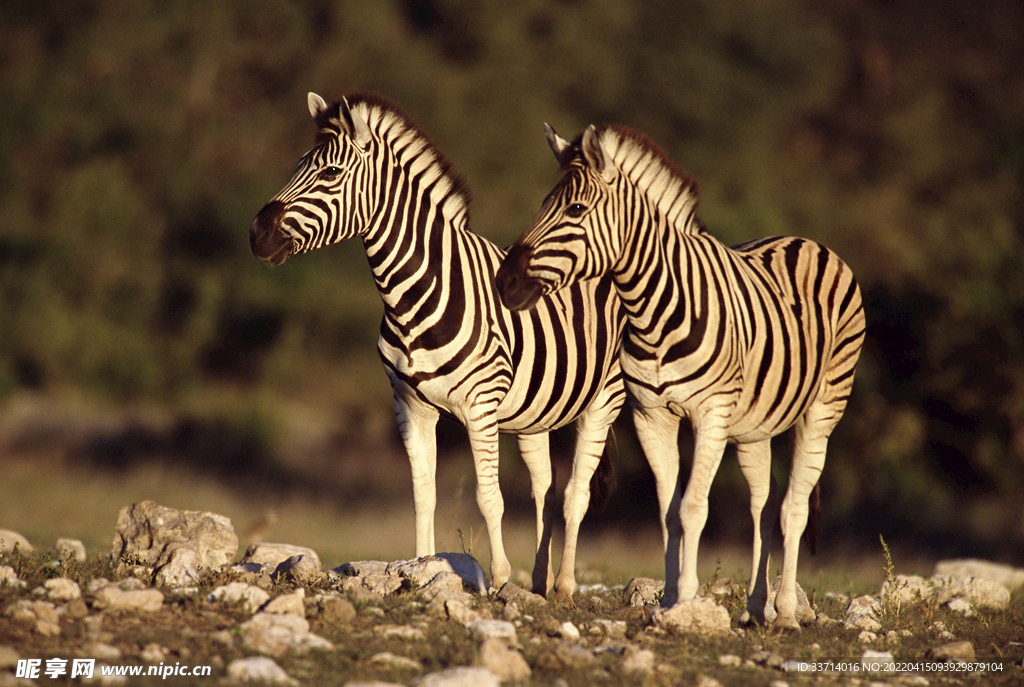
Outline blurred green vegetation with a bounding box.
[1,0,1022,559]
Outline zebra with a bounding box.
[249,93,626,598]
[495,123,865,629]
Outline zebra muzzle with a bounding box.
[496,244,544,312]
[250,201,294,266]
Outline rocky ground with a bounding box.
[1,501,1022,687]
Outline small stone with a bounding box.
[226,656,298,685]
[316,594,356,625]
[40,577,81,602]
[112,501,238,569]
[469,618,517,643]
[0,566,23,589]
[418,571,466,600]
[333,560,389,577]
[387,553,489,594]
[261,589,306,617]
[946,598,974,616]
[934,559,1024,591]
[140,642,167,663]
[0,645,20,670]
[241,612,333,657]
[154,546,201,588]
[844,595,882,632]
[718,654,742,667]
[694,675,723,687]
[0,529,33,554]
[272,554,321,585]
[56,538,87,563]
[426,590,480,625]
[210,582,271,615]
[652,598,731,636]
[369,651,422,672]
[586,619,627,638]
[495,581,547,609]
[557,621,580,640]
[926,641,975,661]
[858,631,878,643]
[375,624,427,641]
[622,647,656,674]
[479,638,531,681]
[413,666,500,687]
[91,585,164,613]
[625,577,663,607]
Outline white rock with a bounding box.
[154,546,201,588]
[242,542,321,569]
[623,647,656,674]
[241,612,332,657]
[210,582,271,615]
[718,654,742,667]
[652,598,731,636]
[934,559,1024,591]
[413,667,500,687]
[92,585,164,613]
[844,595,882,632]
[557,621,580,640]
[0,529,33,554]
[272,554,321,585]
[374,625,426,641]
[261,589,306,617]
[0,565,24,589]
[226,656,298,685]
[946,598,974,616]
[625,577,663,607]
[469,619,517,643]
[368,652,422,672]
[938,575,1010,609]
[40,578,81,602]
[112,501,238,569]
[55,538,87,563]
[479,638,531,681]
[387,553,489,594]
[334,560,389,577]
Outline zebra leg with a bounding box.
[516,433,555,596]
[736,439,778,625]
[553,406,615,604]
[393,394,440,557]
[678,413,730,603]
[775,400,832,630]
[632,406,683,606]
[465,413,512,590]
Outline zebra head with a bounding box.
[250,92,374,266]
[497,124,622,311]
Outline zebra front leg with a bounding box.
[736,439,778,625]
[775,401,832,631]
[553,410,614,604]
[393,394,440,557]
[466,413,512,590]
[632,406,683,606]
[517,432,555,596]
[678,414,730,602]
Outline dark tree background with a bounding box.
[1,0,1022,562]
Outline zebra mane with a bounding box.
[314,92,473,219]
[574,124,702,234]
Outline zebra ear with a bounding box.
[308,92,328,120]
[545,123,573,166]
[339,97,373,149]
[582,125,617,183]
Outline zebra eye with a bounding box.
[565,203,588,218]
[319,165,343,179]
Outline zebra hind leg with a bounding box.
[517,433,555,596]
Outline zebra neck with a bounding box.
[360,187,473,319]
[613,219,695,351]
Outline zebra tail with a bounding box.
[587,430,617,514]
[801,482,821,555]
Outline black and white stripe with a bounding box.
[496,123,865,628]
[250,94,626,597]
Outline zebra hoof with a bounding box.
[772,616,802,633]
